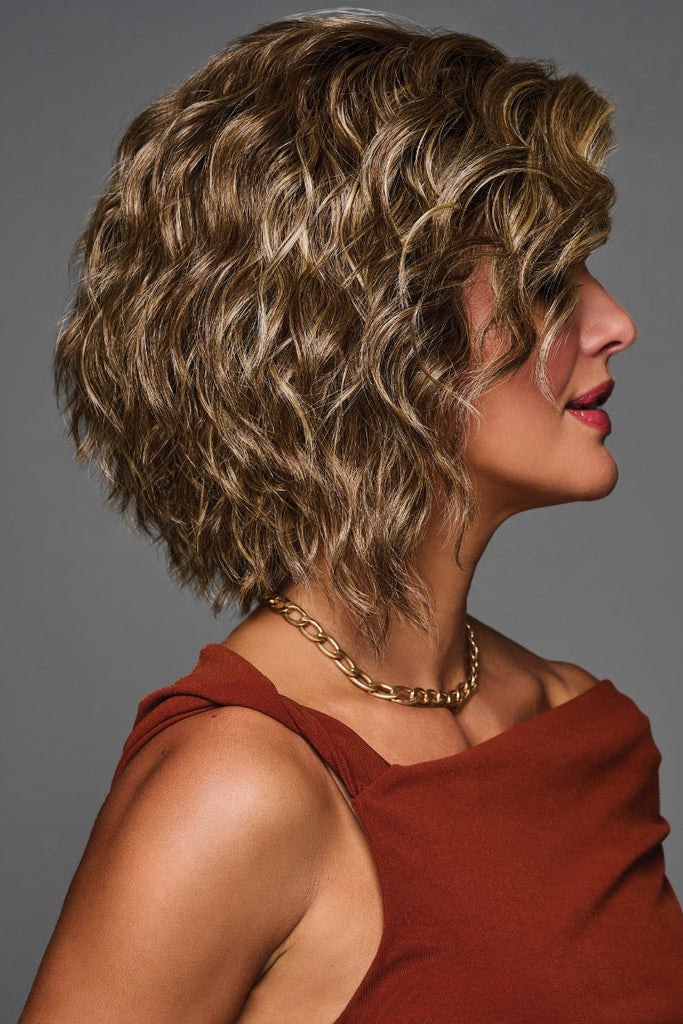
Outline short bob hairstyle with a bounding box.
[55,11,616,655]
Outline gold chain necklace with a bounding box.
[260,593,480,710]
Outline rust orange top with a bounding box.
[113,644,683,1023]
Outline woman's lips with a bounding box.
[565,378,614,434]
[566,407,612,434]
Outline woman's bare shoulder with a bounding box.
[19,707,338,1023]
[113,702,339,817]
[468,615,603,700]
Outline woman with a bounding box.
[20,11,683,1023]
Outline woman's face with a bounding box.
[462,260,638,520]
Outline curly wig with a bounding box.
[54,10,617,655]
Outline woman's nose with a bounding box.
[578,271,639,356]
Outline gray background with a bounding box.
[2,0,681,1018]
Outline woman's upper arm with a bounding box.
[19,707,331,1024]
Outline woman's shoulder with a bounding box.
[20,706,344,1022]
[468,614,603,704]
[111,701,341,834]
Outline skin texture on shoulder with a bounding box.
[18,707,345,1024]
[466,615,603,703]
[546,658,604,698]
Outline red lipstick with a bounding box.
[565,379,614,435]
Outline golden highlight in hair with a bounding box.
[54,11,617,655]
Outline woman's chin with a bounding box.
[578,447,620,501]
[554,452,620,505]
[577,468,619,502]
[518,453,620,511]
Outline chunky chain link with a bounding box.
[260,593,479,710]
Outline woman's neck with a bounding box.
[277,504,504,696]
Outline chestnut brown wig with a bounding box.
[54,11,617,654]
